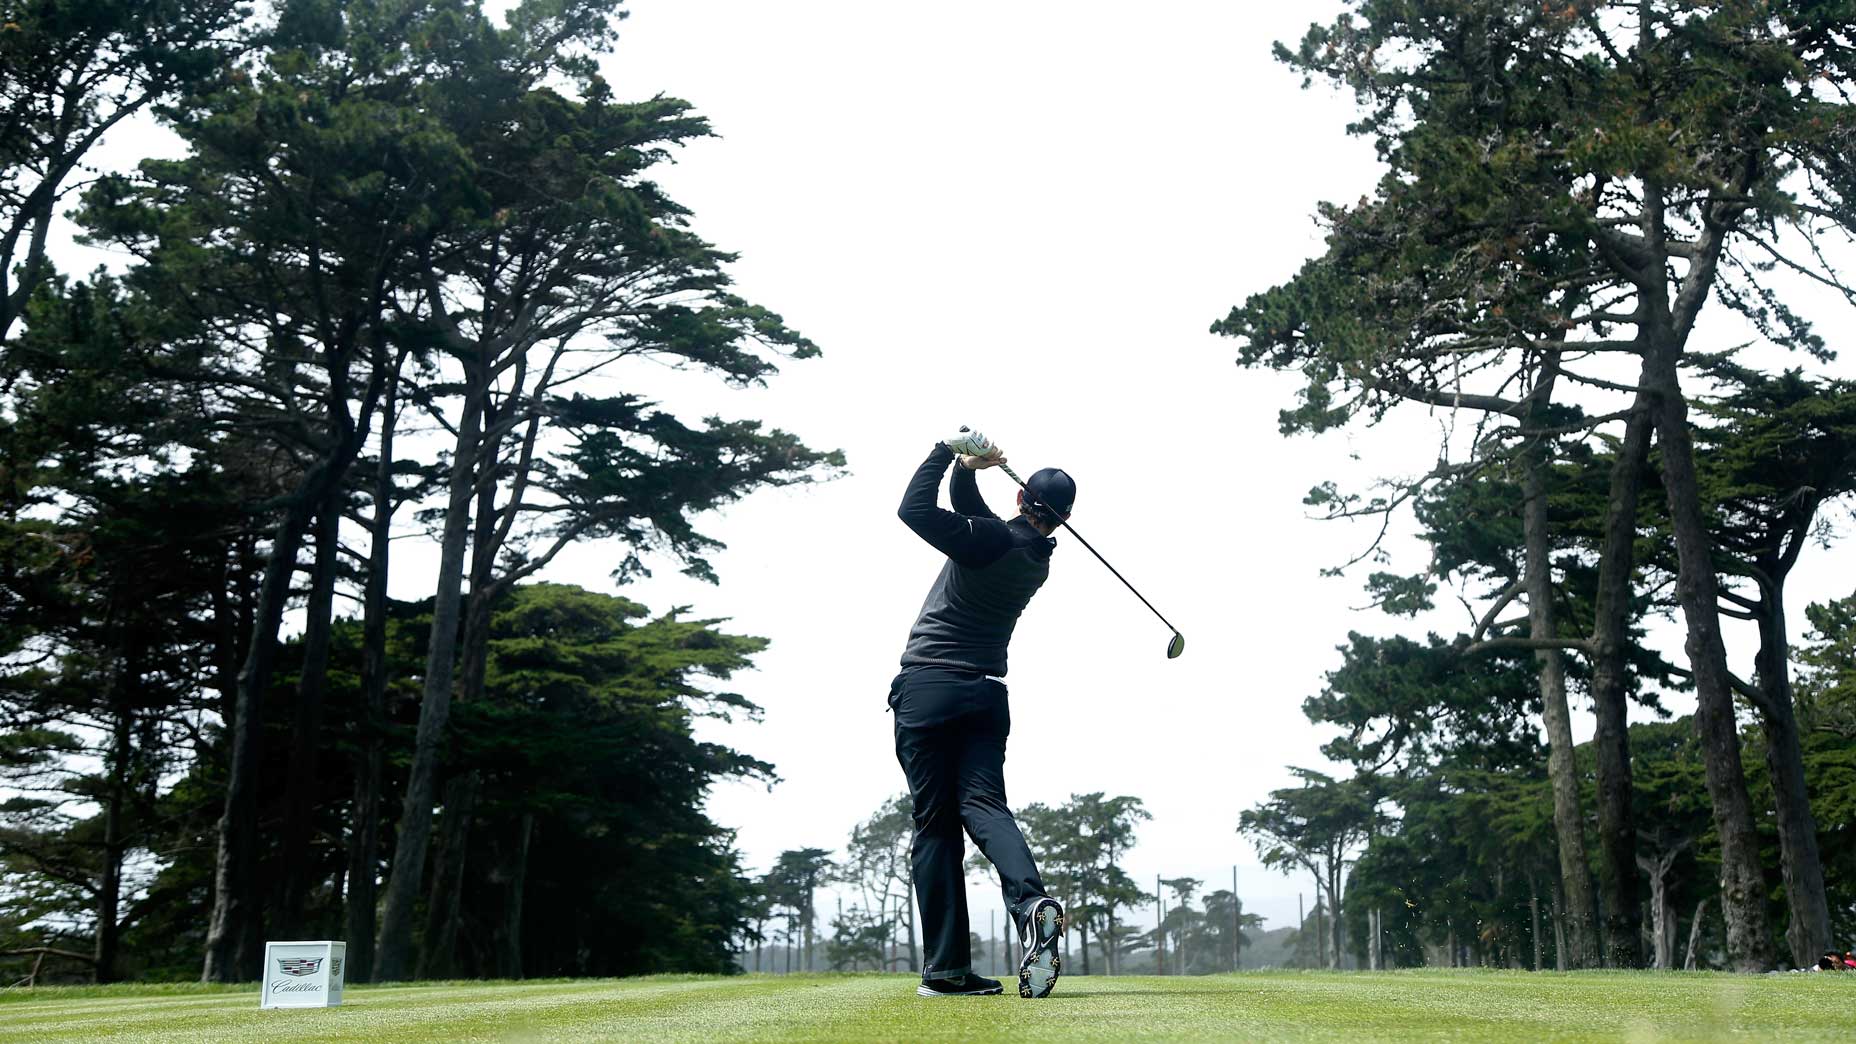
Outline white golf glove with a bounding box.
[944,427,998,459]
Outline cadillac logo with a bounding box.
[259,942,343,1007]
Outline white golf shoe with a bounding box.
[1017,897,1064,998]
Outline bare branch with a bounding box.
[1471,579,1526,643]
[1461,635,1596,657]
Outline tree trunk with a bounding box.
[344,374,400,985]
[1683,899,1708,971]
[399,388,505,982]
[457,439,501,706]
[417,772,480,980]
[1551,874,1567,972]
[493,815,530,980]
[277,488,343,938]
[1314,890,1325,970]
[1636,850,1677,970]
[95,695,132,984]
[1587,395,1652,970]
[1523,441,1600,969]
[208,539,248,728]
[375,378,485,982]
[1232,869,1240,972]
[1754,603,1832,968]
[1328,864,1343,970]
[804,879,816,972]
[202,300,378,982]
[1102,846,1116,975]
[1529,881,1542,973]
[1150,880,1165,973]
[415,472,501,981]
[1107,899,1117,975]
[1647,345,1775,973]
[203,489,317,982]
[1370,907,1381,971]
[1655,871,1674,970]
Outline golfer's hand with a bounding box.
[959,452,1006,470]
[944,427,999,459]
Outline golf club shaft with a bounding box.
[996,462,1181,637]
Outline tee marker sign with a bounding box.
[259,940,346,1008]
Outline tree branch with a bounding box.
[1460,635,1595,657]
[1471,579,1526,643]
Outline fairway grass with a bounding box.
[1,970,1849,1043]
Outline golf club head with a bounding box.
[1167,632,1185,659]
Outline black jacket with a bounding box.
[896,444,1055,676]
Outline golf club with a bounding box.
[988,452,1185,660]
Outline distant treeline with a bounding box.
[752,793,1270,977]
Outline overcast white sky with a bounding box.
[52,0,1856,943]
[566,0,1415,936]
[563,0,1856,938]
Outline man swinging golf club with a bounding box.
[889,427,1072,999]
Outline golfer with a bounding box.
[889,428,1073,999]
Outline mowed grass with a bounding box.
[1,970,1851,1043]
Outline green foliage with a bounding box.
[1304,632,1539,772]
[0,0,248,341]
[1361,572,1435,616]
[1219,0,1856,973]
[824,906,890,972]
[444,582,778,976]
[1796,592,1856,940]
[1148,878,1265,975]
[759,847,833,971]
[1199,888,1265,972]
[1692,369,1856,589]
[0,581,782,985]
[0,271,265,979]
[1212,0,1856,582]
[1241,769,1378,969]
[1231,0,1853,375]
[831,795,911,972]
[1241,769,1377,878]
[401,39,845,585]
[1798,592,1856,738]
[1,0,838,985]
[1343,761,1554,969]
[1014,793,1151,973]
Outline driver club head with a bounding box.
[1167,632,1185,659]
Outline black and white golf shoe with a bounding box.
[916,973,1004,998]
[1017,896,1064,998]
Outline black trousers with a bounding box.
[889,667,1047,981]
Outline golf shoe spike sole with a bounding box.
[1018,898,1064,998]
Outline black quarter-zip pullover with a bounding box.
[896,443,1055,677]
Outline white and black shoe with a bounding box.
[916,973,1004,997]
[1017,896,1064,998]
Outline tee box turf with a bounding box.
[259,940,346,1009]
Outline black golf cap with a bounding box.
[1024,467,1076,520]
